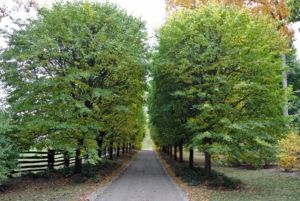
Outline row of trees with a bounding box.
[149,1,296,178]
[0,1,149,176]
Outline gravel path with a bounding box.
[87,149,188,201]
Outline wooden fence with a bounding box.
[15,148,115,173]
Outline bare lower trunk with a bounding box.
[122,143,125,154]
[179,145,183,163]
[205,151,211,179]
[117,145,120,157]
[109,142,113,160]
[174,145,177,161]
[282,53,288,117]
[169,145,172,158]
[189,148,194,169]
[97,138,103,158]
[126,143,129,153]
[74,149,82,174]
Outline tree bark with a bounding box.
[122,143,125,154]
[117,145,120,157]
[169,145,172,158]
[64,151,70,167]
[204,151,211,179]
[282,53,288,117]
[174,144,177,161]
[97,138,103,158]
[189,148,194,169]
[74,149,82,174]
[47,150,55,171]
[179,144,183,163]
[109,142,113,160]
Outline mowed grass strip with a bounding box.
[207,167,300,201]
[158,150,300,201]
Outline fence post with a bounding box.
[48,150,55,170]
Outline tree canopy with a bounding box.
[0,1,149,173]
[165,0,293,37]
[150,4,289,178]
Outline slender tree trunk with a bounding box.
[282,53,288,117]
[179,144,183,163]
[169,145,172,158]
[117,145,120,157]
[122,143,125,154]
[126,143,129,153]
[129,143,132,151]
[74,149,82,174]
[47,150,55,171]
[189,148,194,169]
[204,151,211,179]
[109,142,113,160]
[97,138,103,158]
[174,144,177,161]
[64,151,70,167]
[167,145,169,155]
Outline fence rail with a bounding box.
[14,148,115,174]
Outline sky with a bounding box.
[0,0,299,55]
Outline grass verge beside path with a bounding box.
[156,150,300,201]
[0,150,139,201]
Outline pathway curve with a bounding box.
[88,149,188,201]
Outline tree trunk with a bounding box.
[282,53,288,117]
[117,145,120,157]
[174,145,177,161]
[64,151,70,167]
[74,149,82,174]
[189,148,194,169]
[47,150,55,171]
[126,143,129,153]
[122,143,125,154]
[109,142,113,160]
[129,143,132,151]
[97,138,103,158]
[169,145,172,158]
[179,144,183,163]
[204,151,211,179]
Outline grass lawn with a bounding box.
[157,150,300,201]
[208,167,300,201]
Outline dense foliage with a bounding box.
[277,131,300,171]
[150,4,289,177]
[0,1,148,173]
[0,110,19,186]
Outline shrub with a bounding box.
[277,132,300,171]
[0,135,19,186]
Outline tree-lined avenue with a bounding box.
[89,150,188,201]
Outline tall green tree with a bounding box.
[151,4,289,178]
[288,0,300,23]
[0,1,148,173]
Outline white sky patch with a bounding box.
[292,22,300,58]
